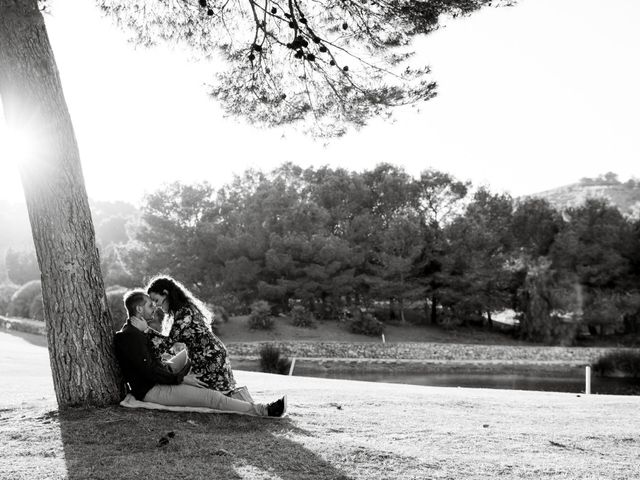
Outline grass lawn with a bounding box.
[215,315,639,348]
[215,315,530,346]
[2,372,640,479]
[1,331,639,479]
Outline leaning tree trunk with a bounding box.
[0,0,120,407]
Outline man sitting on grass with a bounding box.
[114,289,286,417]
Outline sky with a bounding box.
[0,0,639,205]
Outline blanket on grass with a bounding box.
[118,386,274,417]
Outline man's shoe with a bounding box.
[266,395,287,417]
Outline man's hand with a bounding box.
[172,342,187,353]
[182,373,207,388]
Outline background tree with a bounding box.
[0,199,33,284]
[349,163,422,321]
[625,218,640,333]
[0,283,19,315]
[7,279,41,319]
[374,214,423,322]
[442,188,514,326]
[511,198,562,258]
[550,199,635,336]
[411,169,469,324]
[0,199,32,252]
[95,215,129,247]
[133,182,217,291]
[5,248,40,285]
[304,165,369,236]
[100,244,139,288]
[515,258,581,345]
[91,199,139,247]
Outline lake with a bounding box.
[295,369,640,396]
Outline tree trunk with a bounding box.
[431,295,438,325]
[423,297,431,325]
[399,273,405,323]
[0,0,121,407]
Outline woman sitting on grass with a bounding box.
[145,275,240,396]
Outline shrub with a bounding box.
[259,344,291,375]
[211,304,230,323]
[106,287,128,331]
[248,300,274,330]
[29,293,45,321]
[8,280,42,318]
[593,351,640,378]
[214,293,249,316]
[0,283,19,316]
[515,261,581,345]
[5,248,39,285]
[348,310,385,337]
[290,305,316,328]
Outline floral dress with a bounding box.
[147,305,236,391]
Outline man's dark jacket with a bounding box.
[114,321,190,400]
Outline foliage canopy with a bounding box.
[99,0,513,136]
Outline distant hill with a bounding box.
[526,174,640,219]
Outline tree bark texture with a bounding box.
[0,0,121,407]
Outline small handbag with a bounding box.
[226,386,254,402]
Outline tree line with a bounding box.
[4,164,640,345]
[100,163,640,345]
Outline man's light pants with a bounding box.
[148,348,264,415]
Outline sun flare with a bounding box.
[0,118,39,201]
[0,121,40,166]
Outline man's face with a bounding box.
[137,296,156,322]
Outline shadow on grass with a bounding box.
[55,406,351,480]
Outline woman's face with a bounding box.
[149,292,168,313]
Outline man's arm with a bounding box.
[115,331,190,385]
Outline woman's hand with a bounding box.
[182,373,207,388]
[160,353,173,362]
[172,342,187,353]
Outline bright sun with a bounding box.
[0,118,35,202]
[0,121,38,166]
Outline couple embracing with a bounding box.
[114,275,287,418]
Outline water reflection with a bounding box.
[297,368,640,395]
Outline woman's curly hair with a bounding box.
[146,275,213,328]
